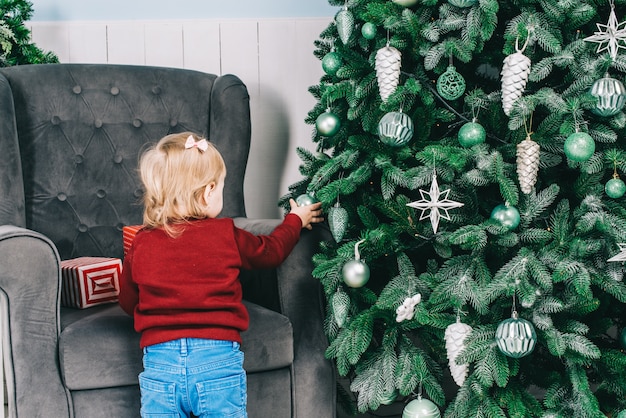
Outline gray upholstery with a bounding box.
[0,63,335,418]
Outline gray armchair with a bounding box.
[0,63,335,418]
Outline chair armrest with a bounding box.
[233,218,336,418]
[0,225,70,417]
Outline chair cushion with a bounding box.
[59,301,293,390]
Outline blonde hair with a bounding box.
[139,132,226,237]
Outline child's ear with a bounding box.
[203,182,215,203]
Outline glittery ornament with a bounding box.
[377,111,414,147]
[516,135,540,194]
[606,177,626,198]
[436,65,466,100]
[375,45,402,102]
[444,319,473,386]
[564,131,595,162]
[335,6,354,45]
[495,311,537,358]
[328,201,349,242]
[322,51,342,76]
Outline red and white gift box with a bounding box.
[61,257,122,309]
[123,225,143,257]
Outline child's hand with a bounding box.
[289,199,324,230]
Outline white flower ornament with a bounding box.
[395,293,422,322]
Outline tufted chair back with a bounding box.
[0,63,251,260]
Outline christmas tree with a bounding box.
[0,0,58,66]
[282,0,626,416]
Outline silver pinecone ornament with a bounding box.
[328,202,349,242]
[375,44,401,103]
[501,38,531,116]
[444,319,473,386]
[516,135,540,194]
[335,6,354,45]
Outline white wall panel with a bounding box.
[29,22,70,63]
[28,17,331,219]
[144,23,184,68]
[68,24,108,63]
[182,22,221,75]
[107,23,146,65]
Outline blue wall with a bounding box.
[30,0,337,21]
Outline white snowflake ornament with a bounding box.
[395,293,422,322]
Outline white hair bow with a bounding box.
[184,135,209,152]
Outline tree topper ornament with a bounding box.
[406,169,464,234]
[584,0,626,61]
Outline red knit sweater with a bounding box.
[119,214,302,348]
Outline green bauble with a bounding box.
[490,204,520,230]
[392,0,419,6]
[564,132,595,162]
[606,178,626,198]
[296,192,319,207]
[316,111,341,136]
[620,327,626,350]
[322,51,341,76]
[458,121,486,147]
[402,398,441,418]
[495,313,537,358]
[616,411,626,418]
[377,111,414,147]
[436,66,466,100]
[448,0,478,6]
[361,22,377,40]
[342,259,370,288]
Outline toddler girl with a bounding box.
[119,132,323,418]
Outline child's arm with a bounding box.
[234,200,323,270]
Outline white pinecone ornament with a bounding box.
[516,135,540,194]
[444,320,473,386]
[501,44,531,116]
[375,45,401,103]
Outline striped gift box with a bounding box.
[60,257,122,309]
[123,225,143,257]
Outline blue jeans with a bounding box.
[139,338,247,418]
